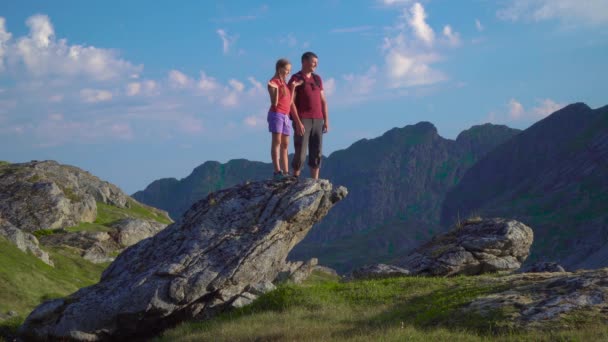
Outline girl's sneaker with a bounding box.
[273,171,286,180]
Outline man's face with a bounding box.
[303,57,318,72]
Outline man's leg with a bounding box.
[308,119,324,179]
[292,119,312,177]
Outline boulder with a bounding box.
[111,218,168,247]
[0,215,53,266]
[397,218,533,276]
[347,263,410,280]
[20,178,347,341]
[463,268,608,327]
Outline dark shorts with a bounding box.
[267,111,292,136]
[292,118,324,170]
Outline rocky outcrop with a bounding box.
[0,161,133,232]
[396,218,533,276]
[20,178,347,341]
[111,218,168,247]
[463,268,608,328]
[347,263,410,280]
[0,214,53,266]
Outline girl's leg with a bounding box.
[280,134,290,174]
[271,133,281,173]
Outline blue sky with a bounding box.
[0,0,606,193]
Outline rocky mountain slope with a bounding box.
[441,103,608,270]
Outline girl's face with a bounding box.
[280,64,291,78]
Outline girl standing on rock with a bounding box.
[267,58,301,180]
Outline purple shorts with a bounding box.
[267,111,292,136]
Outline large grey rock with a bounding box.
[0,160,171,233]
[0,215,53,266]
[397,218,533,276]
[111,218,168,247]
[20,178,347,341]
[463,268,608,328]
[347,263,410,280]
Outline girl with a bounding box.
[267,59,299,179]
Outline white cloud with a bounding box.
[475,19,484,31]
[7,15,141,80]
[80,88,112,103]
[408,3,435,46]
[126,82,141,96]
[110,123,134,140]
[508,98,525,119]
[0,18,12,71]
[343,67,378,94]
[324,77,336,96]
[490,98,565,123]
[498,0,608,25]
[442,25,461,46]
[217,29,237,54]
[168,70,191,89]
[221,92,239,107]
[532,98,564,117]
[247,77,264,96]
[198,71,219,92]
[229,79,245,92]
[381,3,450,88]
[244,114,263,128]
[380,0,414,6]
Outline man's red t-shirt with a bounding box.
[268,78,292,115]
[288,72,324,119]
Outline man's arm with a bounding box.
[320,90,329,133]
[290,82,305,136]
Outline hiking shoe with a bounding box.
[273,171,286,180]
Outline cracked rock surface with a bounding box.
[397,218,533,276]
[463,268,608,327]
[20,178,347,341]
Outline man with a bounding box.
[288,51,329,179]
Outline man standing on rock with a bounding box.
[289,51,329,179]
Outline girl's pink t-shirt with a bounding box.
[268,78,292,115]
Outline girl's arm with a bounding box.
[267,80,279,108]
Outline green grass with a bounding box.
[64,200,172,233]
[158,271,608,342]
[95,200,172,225]
[0,237,107,335]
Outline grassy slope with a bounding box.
[0,237,107,335]
[159,271,608,342]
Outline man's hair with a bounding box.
[301,51,318,63]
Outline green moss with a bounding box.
[62,187,82,202]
